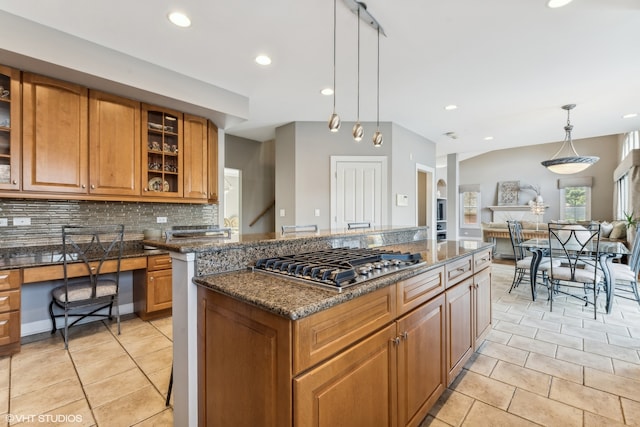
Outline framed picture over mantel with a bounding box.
[497,181,519,205]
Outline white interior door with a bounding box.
[331,156,387,229]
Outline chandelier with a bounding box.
[541,104,599,174]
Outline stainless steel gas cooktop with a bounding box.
[252,247,423,292]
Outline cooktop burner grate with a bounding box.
[253,247,423,291]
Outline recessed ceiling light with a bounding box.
[444,105,458,111]
[622,113,638,119]
[168,12,191,27]
[255,55,272,66]
[321,88,334,96]
[483,136,494,141]
[547,0,573,8]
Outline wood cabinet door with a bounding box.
[474,267,492,348]
[199,288,292,427]
[445,277,474,385]
[396,294,446,427]
[294,324,398,427]
[88,90,141,196]
[0,64,21,191]
[141,104,183,197]
[22,73,89,193]
[147,269,172,312]
[183,114,208,200]
[207,121,219,202]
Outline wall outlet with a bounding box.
[157,216,168,223]
[314,209,320,217]
[13,217,31,226]
[279,209,285,217]
[0,218,7,227]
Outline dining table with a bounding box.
[519,238,630,314]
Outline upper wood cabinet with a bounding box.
[0,65,21,191]
[22,73,89,193]
[208,121,219,203]
[183,114,208,200]
[141,104,183,198]
[89,90,141,196]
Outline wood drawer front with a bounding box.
[445,256,473,288]
[473,249,492,273]
[0,311,20,346]
[293,286,396,375]
[0,270,21,291]
[23,256,147,283]
[397,266,445,315]
[147,254,172,271]
[0,289,20,313]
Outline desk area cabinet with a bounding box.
[134,254,173,320]
[0,252,172,356]
[0,270,21,356]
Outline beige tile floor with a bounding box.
[422,262,640,426]
[1,262,639,426]
[0,315,173,427]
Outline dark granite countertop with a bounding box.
[0,244,168,270]
[144,225,427,253]
[193,239,493,320]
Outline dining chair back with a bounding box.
[49,224,125,349]
[547,222,602,318]
[612,228,640,305]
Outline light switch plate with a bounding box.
[13,217,31,226]
[396,194,409,207]
[157,216,168,223]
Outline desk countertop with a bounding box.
[0,245,168,271]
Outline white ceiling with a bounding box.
[1,0,639,162]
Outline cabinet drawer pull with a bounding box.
[0,320,7,326]
[0,274,8,281]
[401,331,408,340]
[0,296,7,302]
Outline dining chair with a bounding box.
[546,222,602,318]
[49,224,125,349]
[611,229,640,306]
[506,220,553,295]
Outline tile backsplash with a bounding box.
[0,198,218,249]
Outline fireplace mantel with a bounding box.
[487,205,548,223]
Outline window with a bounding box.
[622,130,640,161]
[459,185,481,228]
[558,177,593,221]
[616,172,629,220]
[560,186,591,221]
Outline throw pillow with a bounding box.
[600,221,614,238]
[609,221,627,240]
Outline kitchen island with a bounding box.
[147,226,493,427]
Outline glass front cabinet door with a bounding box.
[0,65,20,190]
[142,104,183,197]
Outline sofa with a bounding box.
[482,220,628,258]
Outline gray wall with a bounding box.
[275,121,437,230]
[225,135,276,234]
[459,134,620,238]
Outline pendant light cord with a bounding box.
[550,105,579,159]
[332,0,337,113]
[356,7,360,122]
[376,26,380,129]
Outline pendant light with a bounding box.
[541,104,599,174]
[352,6,364,142]
[372,26,383,147]
[328,0,341,132]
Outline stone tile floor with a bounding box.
[0,315,173,426]
[421,262,640,426]
[1,262,638,426]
